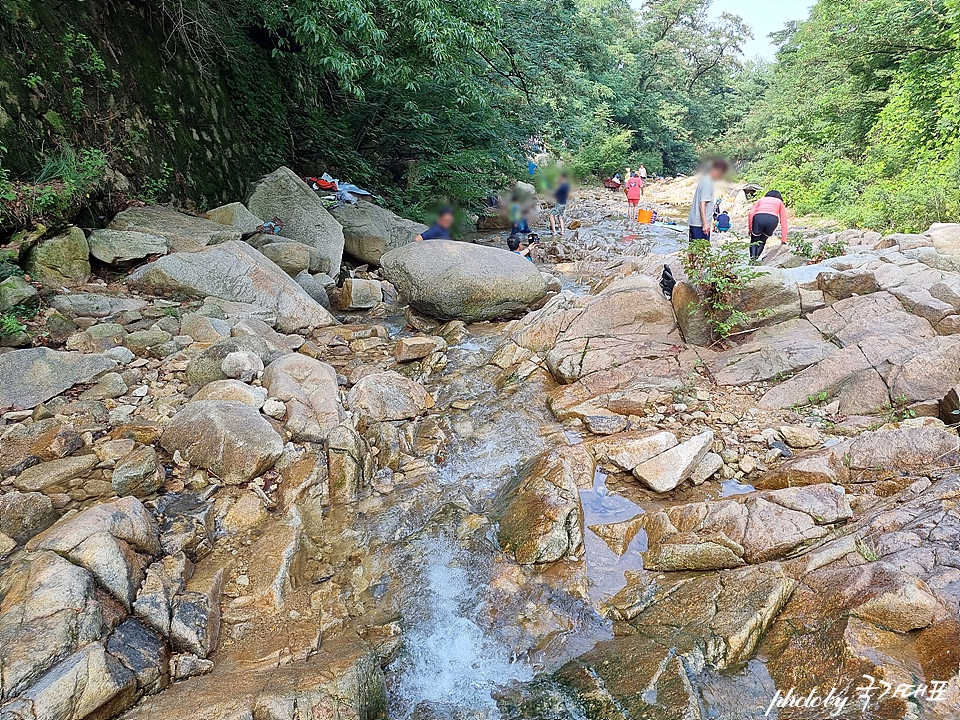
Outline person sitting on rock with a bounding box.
[416,206,455,242]
[507,234,536,260]
[747,190,789,262]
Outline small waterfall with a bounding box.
[388,538,534,720]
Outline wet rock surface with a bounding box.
[3,182,960,720]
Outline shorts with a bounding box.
[689,225,710,241]
[750,212,779,239]
[627,198,640,206]
[551,203,567,217]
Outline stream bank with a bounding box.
[2,176,960,720]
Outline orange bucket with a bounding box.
[636,209,653,224]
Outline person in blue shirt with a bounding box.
[508,234,537,260]
[550,173,571,236]
[416,206,454,242]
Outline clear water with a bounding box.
[389,538,535,720]
[579,470,646,603]
[380,221,688,718]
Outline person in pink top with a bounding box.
[747,190,789,262]
[624,172,643,219]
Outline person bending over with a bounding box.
[747,190,789,262]
[416,206,455,241]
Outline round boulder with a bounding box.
[160,400,284,484]
[380,241,547,322]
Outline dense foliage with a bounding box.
[732,0,960,233]
[1,0,753,228]
[196,0,752,214]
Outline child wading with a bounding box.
[624,173,643,219]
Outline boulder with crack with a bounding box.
[640,484,852,571]
[495,446,593,564]
[160,401,284,484]
[555,563,796,718]
[346,371,433,422]
[26,497,161,609]
[109,206,242,252]
[127,241,336,333]
[756,426,960,489]
[261,354,343,442]
[0,348,117,411]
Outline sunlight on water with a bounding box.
[389,539,534,720]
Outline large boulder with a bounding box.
[0,551,105,698]
[709,319,837,386]
[109,206,241,252]
[23,226,90,287]
[553,563,796,718]
[87,229,169,265]
[543,274,679,383]
[671,280,715,346]
[161,401,284,484]
[756,426,960,489]
[346,371,433,421]
[496,446,592,564]
[126,241,336,333]
[380,241,547,322]
[0,490,56,543]
[246,167,345,275]
[259,241,321,276]
[728,266,801,331]
[641,484,851,571]
[0,347,116,410]
[50,293,148,319]
[27,496,161,608]
[329,200,427,265]
[261,354,343,442]
[202,202,263,235]
[0,275,38,311]
[927,222,960,257]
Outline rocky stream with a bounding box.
[2,171,960,720]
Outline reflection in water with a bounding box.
[579,470,646,603]
[720,478,756,497]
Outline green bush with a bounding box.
[681,237,766,339]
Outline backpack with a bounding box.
[659,265,676,299]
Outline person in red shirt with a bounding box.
[624,173,643,219]
[747,190,789,262]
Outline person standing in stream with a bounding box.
[747,190,790,262]
[687,158,728,241]
[550,173,571,236]
[624,172,643,220]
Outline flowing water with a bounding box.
[373,220,689,719]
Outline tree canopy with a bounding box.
[731,0,960,232]
[161,0,752,216]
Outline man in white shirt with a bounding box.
[687,159,729,241]
[638,165,648,195]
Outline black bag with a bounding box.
[660,264,676,299]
